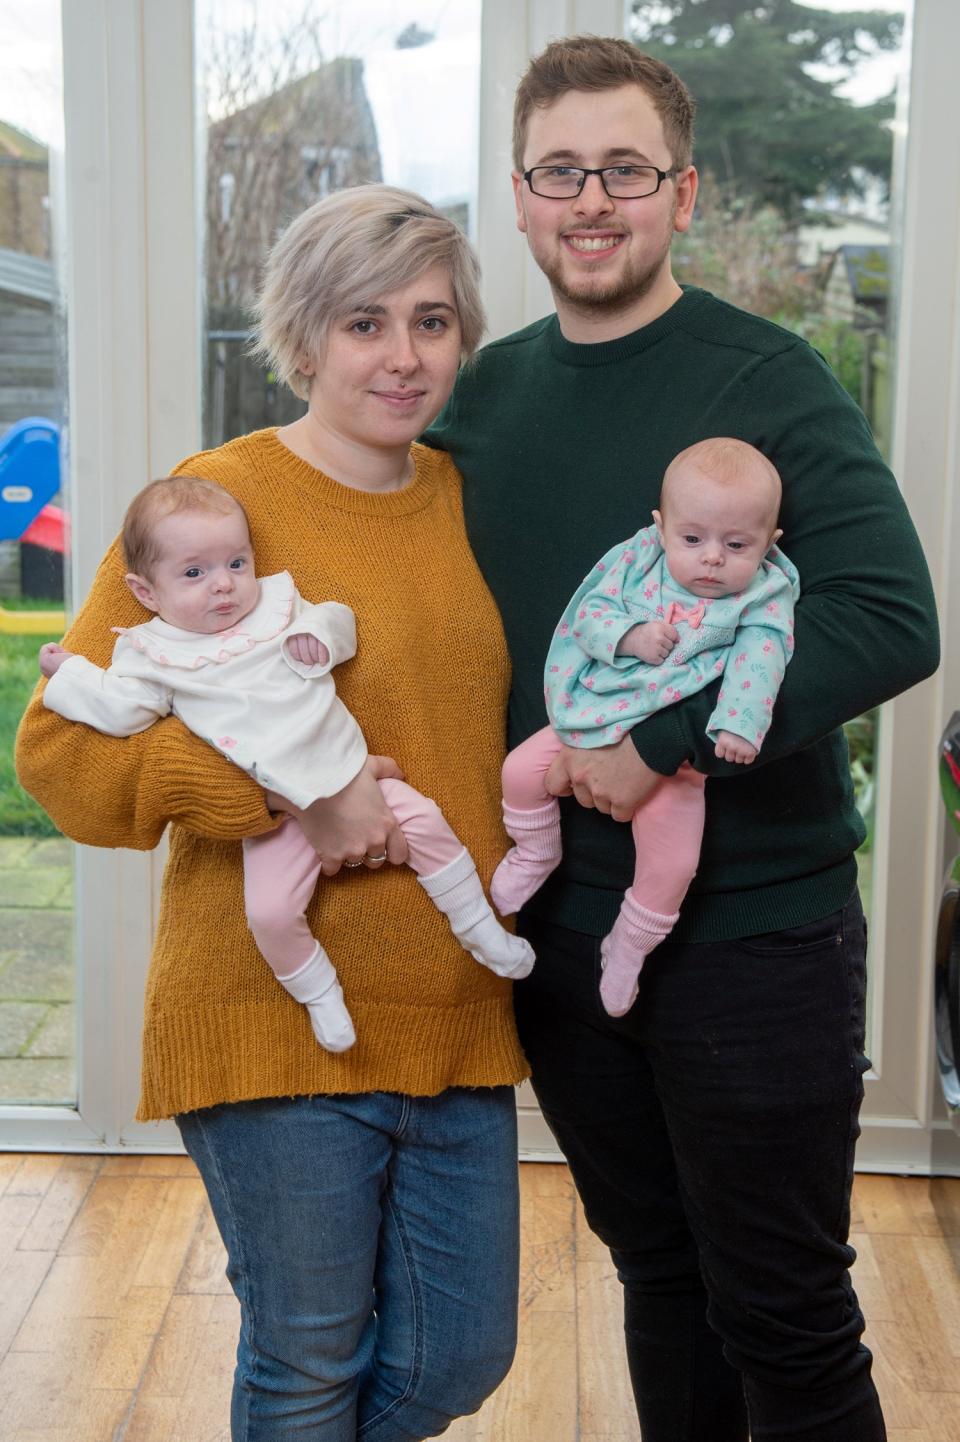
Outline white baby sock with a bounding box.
[277,942,356,1053]
[419,847,535,980]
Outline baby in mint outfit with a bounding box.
[492,437,799,1016]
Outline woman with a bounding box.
[16,185,528,1440]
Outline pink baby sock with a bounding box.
[490,800,563,916]
[599,894,679,1018]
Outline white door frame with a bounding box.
[0,0,198,1150]
[3,0,958,1170]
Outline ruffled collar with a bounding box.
[113,571,296,669]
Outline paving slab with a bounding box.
[0,837,40,866]
[0,907,73,966]
[24,1002,74,1058]
[0,1001,49,1057]
[0,866,71,909]
[27,837,72,867]
[0,946,74,1003]
[0,1056,75,1104]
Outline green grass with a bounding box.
[0,630,61,836]
[1,596,63,611]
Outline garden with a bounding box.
[0,600,59,836]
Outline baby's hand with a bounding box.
[287,633,330,668]
[38,642,73,679]
[714,730,758,765]
[617,620,679,665]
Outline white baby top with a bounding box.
[42,571,368,808]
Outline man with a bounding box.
[427,34,939,1442]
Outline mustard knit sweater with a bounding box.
[15,431,529,1118]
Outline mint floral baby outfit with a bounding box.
[545,524,800,754]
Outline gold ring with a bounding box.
[365,852,388,864]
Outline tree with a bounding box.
[671,179,871,417]
[203,14,382,313]
[672,175,812,318]
[199,12,383,445]
[630,1,903,216]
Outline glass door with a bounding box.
[620,0,960,1172]
[2,0,955,1167]
[0,0,75,1109]
[196,0,482,448]
[629,0,910,944]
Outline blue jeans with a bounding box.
[516,893,885,1442]
[177,1087,520,1440]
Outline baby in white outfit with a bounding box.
[40,476,534,1052]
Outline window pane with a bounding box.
[196,0,481,448]
[0,0,75,1105]
[629,0,912,929]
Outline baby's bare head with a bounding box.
[122,477,250,580]
[660,438,782,537]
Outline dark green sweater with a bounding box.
[427,287,939,942]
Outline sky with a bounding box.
[0,1,62,145]
[197,0,481,208]
[795,0,911,103]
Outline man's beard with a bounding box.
[547,249,667,312]
[538,203,677,317]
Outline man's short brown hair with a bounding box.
[512,35,695,172]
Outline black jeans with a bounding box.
[516,894,885,1442]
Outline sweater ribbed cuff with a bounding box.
[151,747,278,840]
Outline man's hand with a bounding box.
[714,730,758,765]
[545,735,663,822]
[616,620,679,664]
[39,642,73,678]
[286,633,330,667]
[267,755,409,875]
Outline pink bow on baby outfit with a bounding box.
[664,600,706,629]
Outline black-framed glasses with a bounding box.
[523,164,678,199]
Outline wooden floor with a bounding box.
[0,1157,958,1441]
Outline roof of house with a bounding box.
[0,245,54,303]
[0,119,47,163]
[837,244,889,302]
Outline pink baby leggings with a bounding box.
[242,778,463,980]
[503,725,707,922]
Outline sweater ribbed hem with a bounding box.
[136,995,529,1121]
[525,856,859,945]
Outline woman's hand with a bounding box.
[545,736,663,822]
[267,755,409,875]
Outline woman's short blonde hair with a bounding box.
[251,184,486,400]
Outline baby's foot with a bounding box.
[491,801,562,914]
[490,848,560,915]
[598,899,679,1017]
[305,979,356,1053]
[279,945,356,1052]
[458,914,535,980]
[599,941,644,1017]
